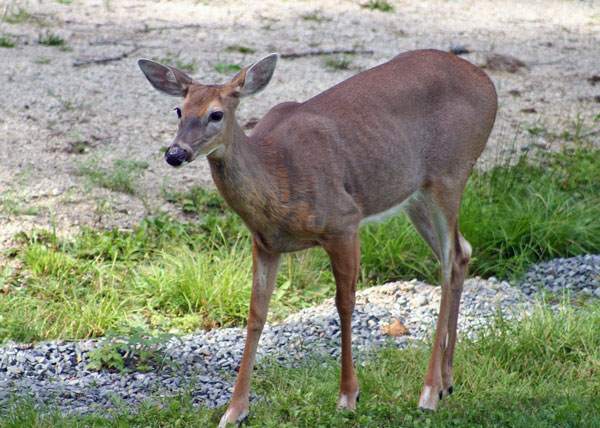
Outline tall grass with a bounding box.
[0,147,599,342]
[360,146,600,284]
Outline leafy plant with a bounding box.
[86,328,179,373]
[361,0,395,13]
[0,37,15,48]
[213,61,242,74]
[38,31,65,46]
[226,45,256,54]
[324,56,352,70]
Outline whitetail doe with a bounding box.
[138,49,497,426]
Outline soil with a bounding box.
[1,0,599,251]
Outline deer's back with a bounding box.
[250,49,497,236]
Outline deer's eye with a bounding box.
[174,107,182,119]
[209,111,224,122]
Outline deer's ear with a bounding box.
[138,59,194,97]
[232,53,278,98]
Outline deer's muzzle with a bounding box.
[165,145,191,167]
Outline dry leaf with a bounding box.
[380,318,409,337]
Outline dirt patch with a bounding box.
[1,0,599,249]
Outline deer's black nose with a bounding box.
[165,146,190,167]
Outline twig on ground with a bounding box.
[89,40,163,49]
[579,128,600,139]
[73,46,141,67]
[280,48,374,59]
[137,23,202,33]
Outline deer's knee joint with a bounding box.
[247,317,266,334]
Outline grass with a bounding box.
[225,45,256,54]
[2,302,599,427]
[151,52,197,73]
[324,56,352,70]
[213,61,242,74]
[0,145,599,343]
[300,9,332,22]
[38,31,65,47]
[360,145,600,285]
[361,0,395,13]
[5,6,32,24]
[77,158,149,195]
[0,37,15,48]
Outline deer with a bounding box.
[138,49,497,426]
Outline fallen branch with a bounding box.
[137,23,202,33]
[280,48,374,59]
[579,128,600,139]
[73,46,141,67]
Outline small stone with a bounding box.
[412,296,428,307]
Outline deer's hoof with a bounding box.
[218,408,248,428]
[417,385,439,411]
[336,390,359,412]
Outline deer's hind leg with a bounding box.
[403,187,471,410]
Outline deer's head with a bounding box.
[138,54,278,167]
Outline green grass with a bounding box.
[5,7,32,24]
[1,146,599,343]
[151,52,197,73]
[361,0,395,13]
[225,45,256,54]
[213,61,242,74]
[2,302,599,427]
[38,31,65,46]
[360,146,600,284]
[0,37,15,48]
[77,158,149,195]
[324,57,352,70]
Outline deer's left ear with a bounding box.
[232,53,279,98]
[138,59,194,97]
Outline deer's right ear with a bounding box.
[233,53,279,98]
[138,59,194,97]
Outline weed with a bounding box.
[361,0,395,13]
[300,9,332,22]
[5,7,32,24]
[324,56,352,70]
[38,31,65,47]
[77,158,149,195]
[226,45,256,54]
[175,59,197,73]
[86,328,179,373]
[213,61,242,74]
[34,56,51,65]
[0,37,15,48]
[151,52,196,72]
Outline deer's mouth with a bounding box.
[165,145,192,167]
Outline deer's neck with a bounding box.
[207,122,276,229]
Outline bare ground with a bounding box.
[1,0,599,251]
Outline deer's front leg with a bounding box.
[324,234,360,411]
[218,238,280,427]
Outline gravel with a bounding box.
[1,254,598,415]
[518,254,600,297]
